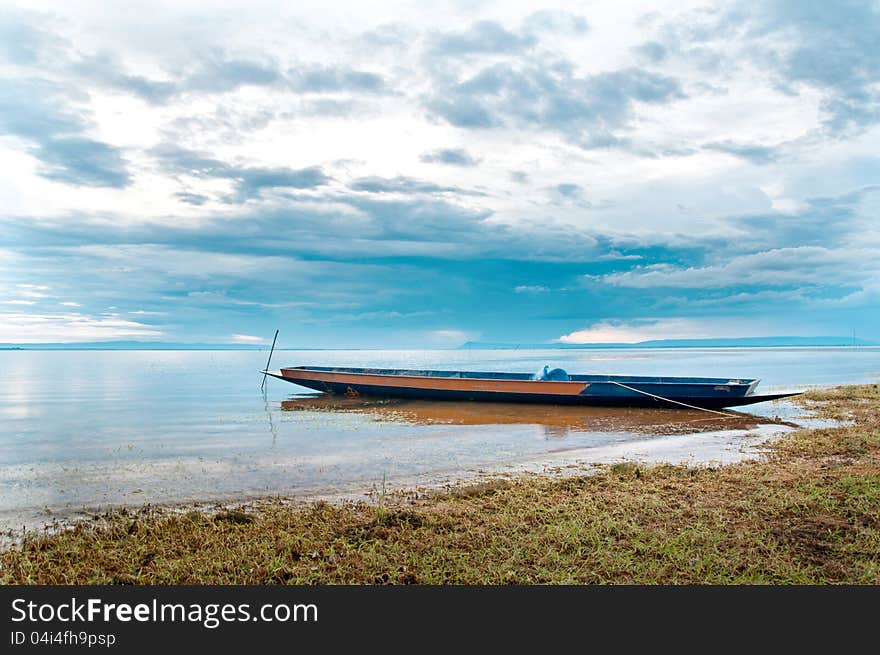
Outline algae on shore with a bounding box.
[2,385,878,585]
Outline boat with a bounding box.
[262,365,801,409]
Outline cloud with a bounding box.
[3,9,387,108]
[557,318,710,344]
[424,329,478,346]
[0,78,130,187]
[71,53,177,104]
[425,63,685,148]
[175,192,210,206]
[0,311,163,343]
[523,10,588,35]
[648,1,880,136]
[556,183,583,198]
[74,55,386,102]
[596,250,642,262]
[633,41,667,63]
[94,54,388,102]
[0,9,70,66]
[2,2,880,345]
[182,57,282,94]
[703,140,779,165]
[759,0,880,135]
[236,167,330,198]
[153,144,329,201]
[288,65,386,94]
[230,333,266,344]
[430,20,537,56]
[715,186,879,252]
[593,246,879,290]
[35,137,130,187]
[349,175,473,195]
[420,148,480,166]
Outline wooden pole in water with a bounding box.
[261,329,279,392]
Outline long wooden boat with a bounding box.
[263,366,801,409]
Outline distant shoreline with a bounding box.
[459,336,876,349]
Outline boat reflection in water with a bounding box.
[280,394,797,440]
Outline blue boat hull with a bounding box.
[265,367,800,409]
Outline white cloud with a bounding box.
[425,329,478,346]
[558,318,710,344]
[593,247,880,289]
[0,311,163,342]
[2,1,879,344]
[230,334,266,344]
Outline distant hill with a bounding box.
[459,336,877,349]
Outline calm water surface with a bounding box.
[1,347,878,531]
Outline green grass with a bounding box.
[2,385,878,584]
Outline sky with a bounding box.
[1,0,879,347]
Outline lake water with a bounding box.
[2,347,879,533]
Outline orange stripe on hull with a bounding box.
[279,368,589,396]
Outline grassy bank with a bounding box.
[2,385,878,584]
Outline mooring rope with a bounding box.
[608,381,738,418]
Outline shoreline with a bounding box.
[2,384,878,584]
[1,400,820,544]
